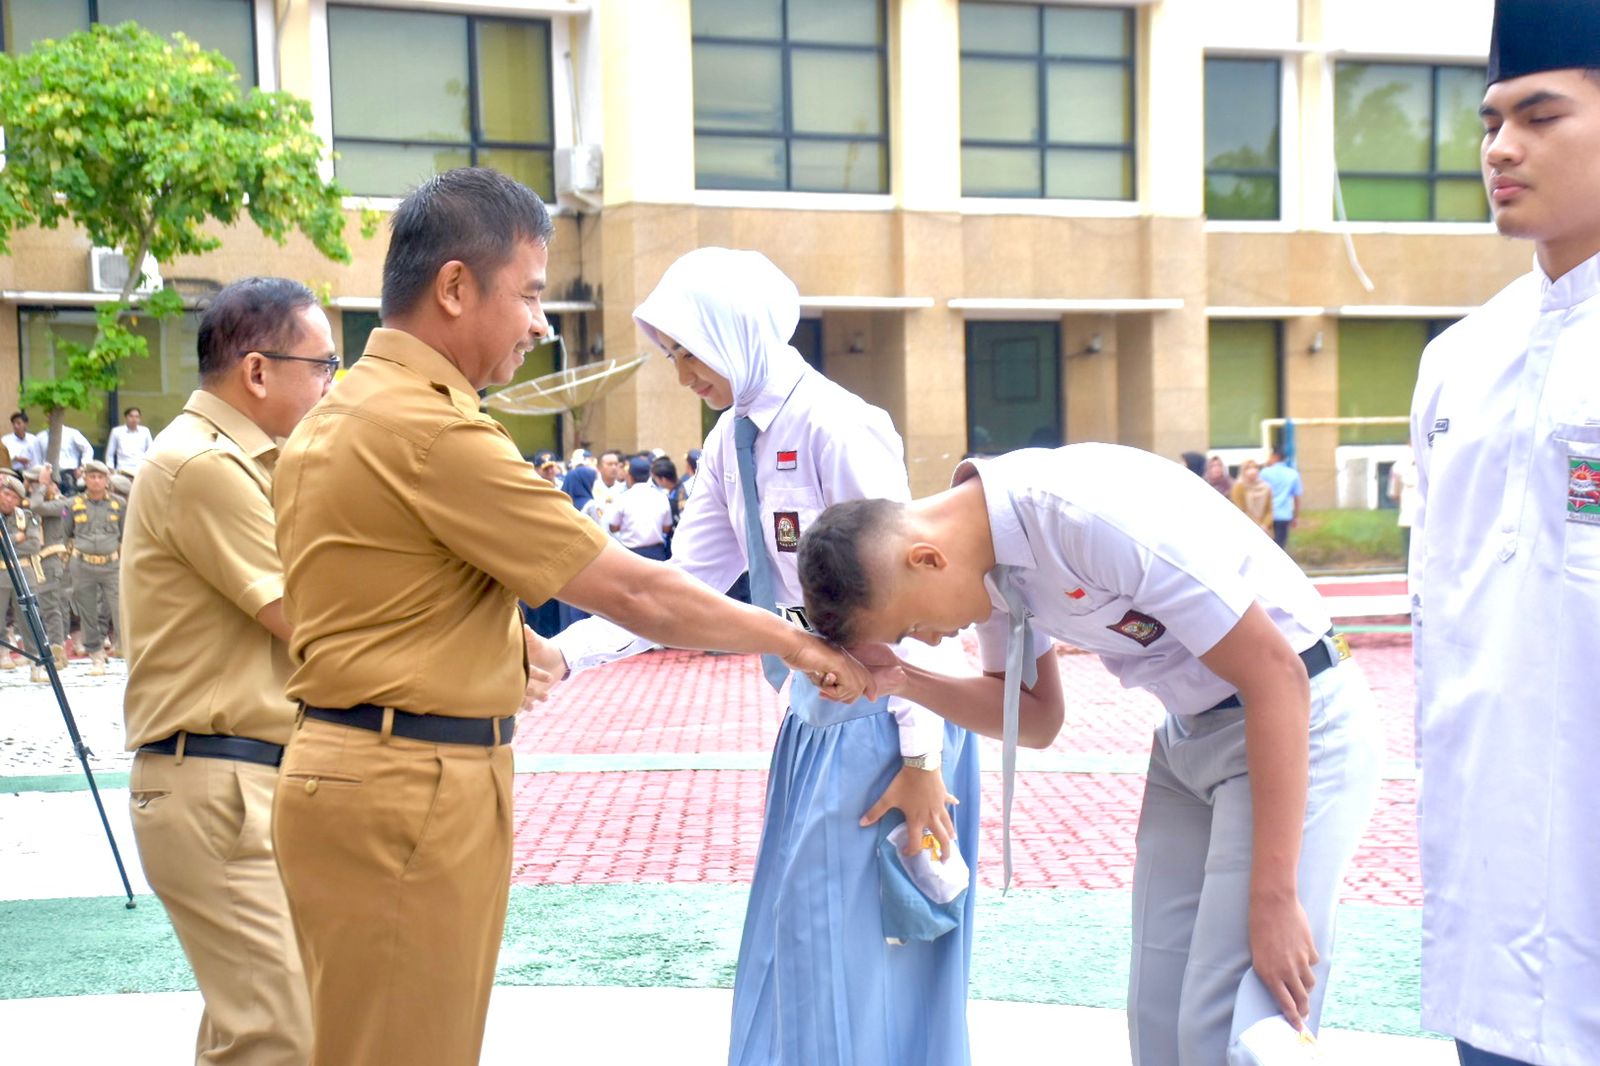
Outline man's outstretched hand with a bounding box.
[782,634,875,703]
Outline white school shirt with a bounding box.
[967,445,1329,716]
[107,424,154,474]
[590,477,625,531]
[554,360,951,757]
[56,426,94,471]
[3,430,40,471]
[1409,251,1600,1066]
[610,481,671,549]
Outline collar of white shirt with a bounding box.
[1539,247,1600,311]
[738,359,806,434]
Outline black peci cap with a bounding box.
[1488,0,1600,84]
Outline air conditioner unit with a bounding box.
[555,144,603,197]
[89,247,162,296]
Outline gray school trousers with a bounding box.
[1128,654,1383,1066]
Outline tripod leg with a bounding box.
[1,531,137,907]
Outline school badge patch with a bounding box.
[1107,610,1165,647]
[774,510,801,552]
[776,450,798,471]
[1568,458,1600,525]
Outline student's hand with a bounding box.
[860,764,958,861]
[848,642,909,697]
[783,635,874,703]
[1249,891,1318,1031]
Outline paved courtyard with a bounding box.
[0,577,1449,1064]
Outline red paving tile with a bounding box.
[512,770,1419,906]
[1313,579,1407,598]
[512,632,1420,906]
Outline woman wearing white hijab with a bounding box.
[553,248,979,1064]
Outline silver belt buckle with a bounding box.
[781,606,814,633]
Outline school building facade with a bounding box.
[0,0,1529,502]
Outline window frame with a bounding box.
[690,0,891,194]
[0,0,261,86]
[326,4,557,199]
[1333,60,1488,223]
[1202,55,1282,222]
[957,2,1138,202]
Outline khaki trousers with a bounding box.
[272,715,515,1066]
[129,749,311,1066]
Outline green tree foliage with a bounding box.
[0,22,366,462]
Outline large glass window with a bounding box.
[959,2,1135,200]
[1209,320,1281,447]
[1335,62,1488,222]
[329,6,554,198]
[2,0,257,84]
[692,0,888,193]
[1337,319,1453,444]
[966,321,1062,454]
[1204,58,1280,221]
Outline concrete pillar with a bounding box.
[1063,314,1118,443]
[1284,314,1339,507]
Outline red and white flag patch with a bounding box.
[776,450,798,471]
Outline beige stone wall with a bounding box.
[6,199,1535,507]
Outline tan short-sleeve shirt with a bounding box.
[121,390,294,749]
[275,328,608,718]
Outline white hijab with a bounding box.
[632,247,808,417]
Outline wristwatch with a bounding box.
[902,751,942,772]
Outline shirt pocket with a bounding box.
[762,485,824,561]
[1554,420,1600,571]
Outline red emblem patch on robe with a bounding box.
[776,451,798,471]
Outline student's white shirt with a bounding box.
[3,430,40,470]
[55,426,94,470]
[610,481,672,549]
[107,424,154,473]
[590,476,625,529]
[555,361,952,757]
[967,445,1329,717]
[1408,250,1600,1064]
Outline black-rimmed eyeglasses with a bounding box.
[254,352,340,380]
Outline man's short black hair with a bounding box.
[10,411,27,423]
[382,167,555,320]
[197,277,319,383]
[651,456,678,484]
[124,406,141,417]
[798,498,905,645]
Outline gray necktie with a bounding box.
[997,564,1037,893]
[734,415,790,690]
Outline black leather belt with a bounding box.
[302,704,515,746]
[1206,632,1341,713]
[140,732,284,767]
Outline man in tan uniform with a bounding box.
[272,167,869,1066]
[70,459,122,673]
[1,472,48,682]
[121,276,336,1065]
[26,464,71,667]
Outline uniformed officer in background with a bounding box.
[0,472,48,682]
[23,464,70,667]
[70,459,122,674]
[120,276,334,1065]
